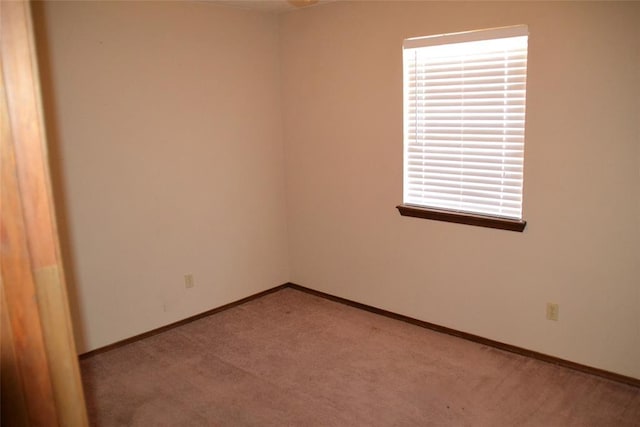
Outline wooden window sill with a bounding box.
[396,204,526,232]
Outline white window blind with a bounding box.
[403,25,529,220]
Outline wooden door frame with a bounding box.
[1,1,89,425]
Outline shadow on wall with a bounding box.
[31,2,87,352]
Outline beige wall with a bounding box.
[36,1,290,352]
[37,0,640,379]
[280,1,640,378]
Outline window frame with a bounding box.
[398,25,529,232]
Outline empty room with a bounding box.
[3,0,639,425]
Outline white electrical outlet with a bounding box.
[184,273,194,289]
[546,303,559,321]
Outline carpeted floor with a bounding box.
[80,288,640,426]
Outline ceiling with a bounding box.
[214,0,334,13]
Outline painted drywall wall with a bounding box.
[280,1,640,378]
[36,0,639,378]
[35,1,289,352]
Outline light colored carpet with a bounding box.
[81,288,640,426]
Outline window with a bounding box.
[397,26,529,232]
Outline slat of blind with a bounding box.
[410,173,524,182]
[409,177,523,190]
[410,57,528,71]
[406,197,522,213]
[410,185,523,199]
[409,144,523,150]
[414,75,526,85]
[410,153,524,160]
[406,199,522,213]
[407,196,523,208]
[408,168,523,179]
[408,177,524,185]
[410,62,528,74]
[415,191,522,204]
